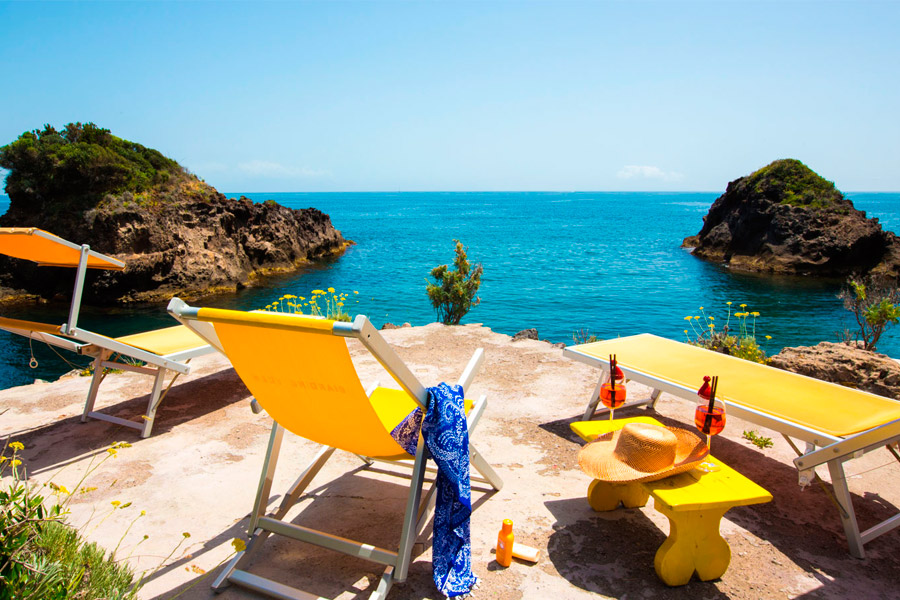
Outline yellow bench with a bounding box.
[571,417,772,586]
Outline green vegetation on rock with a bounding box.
[745,158,845,210]
[0,122,209,212]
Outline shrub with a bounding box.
[0,440,136,600]
[0,122,192,212]
[262,288,358,322]
[426,240,483,325]
[838,275,900,351]
[683,302,771,364]
[0,439,245,599]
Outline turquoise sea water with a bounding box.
[0,191,898,389]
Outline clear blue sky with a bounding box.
[1,1,898,192]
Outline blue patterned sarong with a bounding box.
[390,382,476,597]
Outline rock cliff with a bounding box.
[770,341,900,400]
[683,159,900,279]
[0,123,347,303]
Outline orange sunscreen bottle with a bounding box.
[496,519,514,567]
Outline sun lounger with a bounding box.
[0,227,214,437]
[564,333,900,558]
[167,297,503,600]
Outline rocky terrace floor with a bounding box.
[1,323,899,599]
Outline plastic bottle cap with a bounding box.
[501,519,513,534]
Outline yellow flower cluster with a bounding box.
[262,287,360,322]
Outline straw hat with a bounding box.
[578,423,709,483]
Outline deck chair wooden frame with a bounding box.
[0,228,214,437]
[167,297,503,600]
[564,333,900,559]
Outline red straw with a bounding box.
[703,376,718,432]
[609,355,616,390]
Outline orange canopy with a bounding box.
[0,227,125,270]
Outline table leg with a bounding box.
[653,503,730,586]
[587,479,649,512]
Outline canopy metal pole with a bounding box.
[65,245,90,334]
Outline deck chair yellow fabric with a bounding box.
[565,333,900,558]
[167,297,503,600]
[0,228,214,437]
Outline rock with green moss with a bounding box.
[0,123,347,303]
[683,159,900,279]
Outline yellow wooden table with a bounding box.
[571,417,772,586]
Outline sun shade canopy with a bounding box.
[0,227,125,270]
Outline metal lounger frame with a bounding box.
[564,345,900,559]
[0,321,212,438]
[168,301,504,599]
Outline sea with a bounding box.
[1,191,899,390]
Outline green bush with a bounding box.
[426,240,483,325]
[838,275,900,351]
[0,440,136,600]
[0,122,191,211]
[744,158,845,210]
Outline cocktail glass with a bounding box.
[694,399,725,472]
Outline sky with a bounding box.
[1,1,898,193]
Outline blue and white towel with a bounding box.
[390,382,476,597]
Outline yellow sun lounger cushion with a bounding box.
[114,325,209,356]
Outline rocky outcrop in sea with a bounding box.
[683,159,900,280]
[0,188,347,303]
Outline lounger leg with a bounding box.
[394,438,429,583]
[470,444,503,491]
[466,394,504,490]
[371,566,395,600]
[272,446,336,521]
[212,423,286,592]
[140,369,168,438]
[81,351,110,423]
[827,458,865,559]
[583,369,609,420]
[647,388,663,410]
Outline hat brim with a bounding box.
[578,426,709,483]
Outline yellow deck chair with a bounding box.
[565,333,900,558]
[167,297,503,600]
[0,228,214,437]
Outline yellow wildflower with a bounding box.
[353,290,359,294]
[327,287,335,293]
[111,500,121,507]
[684,316,691,321]
[699,306,704,310]
[0,456,6,463]
[11,459,21,467]
[765,335,772,340]
[337,302,344,307]
[684,330,688,334]
[709,316,715,321]
[59,485,70,495]
[740,303,747,308]
[9,441,24,451]
[313,289,325,295]
[751,311,760,317]
[183,532,191,538]
[232,537,247,552]
[726,301,732,305]
[141,510,147,516]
